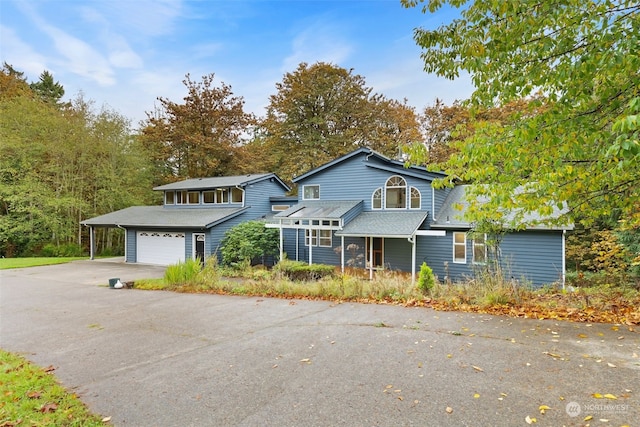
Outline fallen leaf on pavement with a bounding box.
[446,407,453,414]
[525,415,537,424]
[539,405,550,414]
[472,365,484,372]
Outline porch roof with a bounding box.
[81,206,248,229]
[274,200,362,220]
[335,211,429,238]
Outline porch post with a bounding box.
[89,226,95,260]
[369,236,373,280]
[411,235,416,286]
[308,229,313,265]
[341,235,345,274]
[279,220,284,262]
[295,229,299,261]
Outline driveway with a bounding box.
[1,260,638,426]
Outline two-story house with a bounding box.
[81,174,290,265]
[270,148,572,287]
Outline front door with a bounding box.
[365,237,384,269]
[193,233,205,265]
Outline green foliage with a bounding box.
[273,259,335,281]
[0,67,155,257]
[417,261,435,294]
[0,349,107,426]
[220,220,280,267]
[164,258,203,286]
[29,70,65,106]
[40,243,85,257]
[403,0,640,228]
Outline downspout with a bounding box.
[431,186,435,221]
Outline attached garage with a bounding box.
[136,231,185,265]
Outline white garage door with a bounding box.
[137,231,185,265]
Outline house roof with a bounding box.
[81,206,249,229]
[274,200,363,220]
[335,211,429,238]
[432,185,574,231]
[292,147,446,183]
[153,173,290,191]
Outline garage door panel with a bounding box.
[137,231,185,265]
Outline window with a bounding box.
[176,190,187,204]
[305,229,333,247]
[216,188,228,203]
[453,232,466,263]
[319,229,332,247]
[372,188,382,209]
[203,191,215,204]
[302,185,320,200]
[165,191,175,205]
[385,176,406,209]
[473,234,487,264]
[187,191,200,204]
[410,187,421,209]
[272,204,290,212]
[231,187,243,203]
[305,229,317,246]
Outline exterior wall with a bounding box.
[417,229,564,287]
[432,187,452,222]
[296,154,434,214]
[126,228,137,263]
[245,179,288,217]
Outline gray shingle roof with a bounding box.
[432,185,573,230]
[81,206,248,228]
[336,211,429,238]
[153,173,289,191]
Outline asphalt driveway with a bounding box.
[1,260,638,426]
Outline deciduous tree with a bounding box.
[403,0,640,228]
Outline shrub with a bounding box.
[417,262,435,295]
[274,259,335,281]
[39,243,84,257]
[220,221,280,267]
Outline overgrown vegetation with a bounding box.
[0,349,108,426]
[417,262,435,295]
[219,221,279,268]
[132,259,640,325]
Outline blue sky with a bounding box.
[0,0,473,127]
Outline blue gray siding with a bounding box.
[126,228,136,263]
[417,230,564,286]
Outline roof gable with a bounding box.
[292,148,445,183]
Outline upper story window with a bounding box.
[371,177,422,210]
[187,191,200,204]
[410,187,421,209]
[453,232,466,263]
[176,190,187,204]
[272,204,290,212]
[165,191,175,205]
[303,185,320,200]
[372,188,382,210]
[385,176,407,209]
[231,187,243,203]
[473,234,487,264]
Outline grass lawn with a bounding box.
[0,257,87,270]
[0,349,108,426]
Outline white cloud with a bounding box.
[282,18,353,72]
[0,25,48,77]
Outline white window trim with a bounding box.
[409,186,421,210]
[302,184,320,200]
[453,231,467,264]
[472,234,487,264]
[385,175,407,210]
[318,229,332,247]
[372,187,382,210]
[165,191,175,205]
[231,187,244,204]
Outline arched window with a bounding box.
[372,188,382,209]
[385,176,406,209]
[410,187,421,209]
